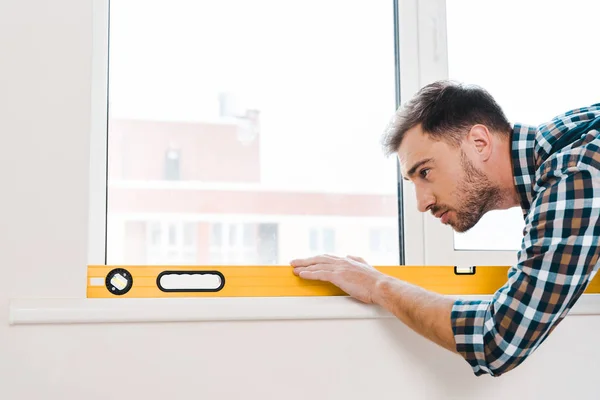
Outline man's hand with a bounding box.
[291,253,458,353]
[290,254,387,304]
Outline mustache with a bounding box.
[430,205,451,215]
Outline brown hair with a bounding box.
[381,80,512,156]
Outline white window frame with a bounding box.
[10,0,600,326]
[399,0,519,267]
[84,0,524,297]
[87,0,109,266]
[87,0,427,268]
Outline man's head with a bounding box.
[382,80,514,232]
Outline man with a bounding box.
[290,80,600,377]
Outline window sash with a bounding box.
[88,0,467,268]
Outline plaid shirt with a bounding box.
[451,103,600,376]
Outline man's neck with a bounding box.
[490,137,521,210]
[495,186,522,210]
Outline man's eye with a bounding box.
[420,169,430,178]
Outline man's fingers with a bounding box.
[298,270,330,281]
[293,263,334,275]
[290,255,337,267]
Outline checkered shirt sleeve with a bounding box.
[451,118,600,376]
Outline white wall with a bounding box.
[1,1,600,399]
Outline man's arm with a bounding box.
[373,275,457,353]
[292,168,600,377]
[291,254,457,352]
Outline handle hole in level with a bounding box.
[157,271,225,292]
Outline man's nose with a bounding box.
[416,187,435,213]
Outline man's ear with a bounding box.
[466,124,492,161]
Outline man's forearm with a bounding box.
[372,276,458,353]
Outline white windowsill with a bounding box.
[9,294,600,325]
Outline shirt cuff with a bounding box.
[451,299,494,376]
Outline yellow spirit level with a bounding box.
[86,265,600,298]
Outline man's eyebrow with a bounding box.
[403,158,434,181]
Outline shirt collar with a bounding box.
[510,123,537,213]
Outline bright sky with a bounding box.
[108,0,398,195]
[447,0,600,124]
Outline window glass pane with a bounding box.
[228,224,237,247]
[105,0,399,266]
[323,229,335,254]
[165,148,180,180]
[243,224,255,247]
[369,229,380,252]
[183,223,194,247]
[168,224,177,246]
[211,224,222,247]
[370,227,395,254]
[446,0,600,251]
[308,229,319,253]
[257,223,278,264]
[150,223,161,246]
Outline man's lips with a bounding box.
[440,211,450,224]
[434,210,450,224]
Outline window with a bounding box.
[146,221,197,264]
[309,228,336,254]
[73,0,600,323]
[104,0,401,268]
[210,223,258,264]
[407,0,600,266]
[369,227,396,254]
[165,147,181,180]
[257,223,278,265]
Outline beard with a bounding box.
[434,151,502,233]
